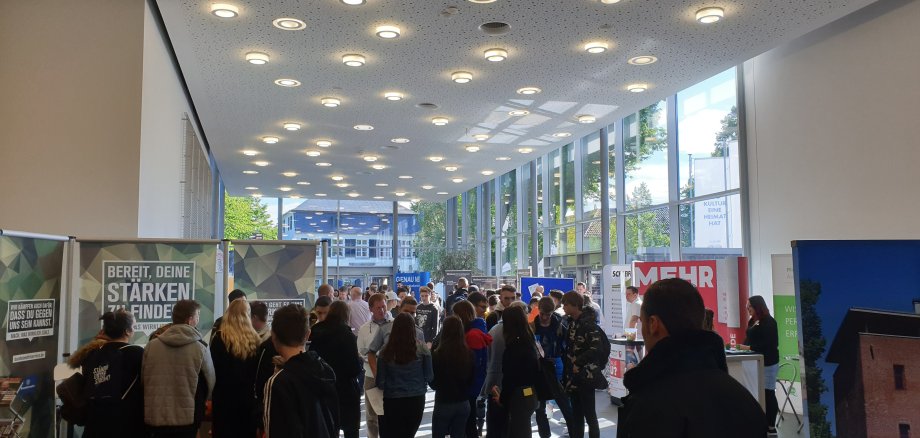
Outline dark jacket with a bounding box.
[263,351,339,438]
[210,331,259,438]
[563,308,607,390]
[617,330,766,438]
[444,289,468,316]
[485,308,502,332]
[744,316,779,366]
[253,338,279,431]
[500,336,540,405]
[79,342,145,438]
[431,348,474,402]
[309,320,362,397]
[416,303,441,342]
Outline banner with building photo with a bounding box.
[230,242,317,315]
[0,232,66,438]
[78,240,219,345]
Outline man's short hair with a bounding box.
[488,295,499,306]
[468,291,487,307]
[379,284,389,292]
[457,277,468,288]
[228,289,246,303]
[499,285,516,295]
[314,296,332,308]
[401,296,418,308]
[576,281,587,288]
[426,282,435,289]
[272,304,309,347]
[469,285,480,293]
[538,296,556,314]
[368,293,386,308]
[560,291,584,309]
[549,290,564,302]
[626,286,639,294]
[317,284,334,297]
[250,300,268,322]
[172,300,200,324]
[641,278,705,337]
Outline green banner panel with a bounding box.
[230,243,317,309]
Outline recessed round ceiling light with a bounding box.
[398,175,413,179]
[627,83,648,93]
[375,25,401,39]
[472,134,490,141]
[409,198,420,203]
[452,177,465,183]
[305,150,321,157]
[468,0,497,3]
[428,156,444,162]
[481,170,494,176]
[336,183,350,188]
[283,122,301,131]
[282,172,298,177]
[315,140,332,147]
[243,170,258,174]
[599,0,621,4]
[245,51,270,65]
[274,78,301,87]
[518,147,533,154]
[252,193,263,198]
[391,138,410,143]
[484,48,508,62]
[278,187,292,192]
[245,186,258,190]
[628,55,658,65]
[496,156,511,161]
[432,117,449,126]
[509,110,529,116]
[371,164,387,170]
[321,97,341,107]
[373,196,385,199]
[272,18,306,30]
[516,87,541,95]
[315,193,327,197]
[297,181,310,185]
[342,54,366,67]
[331,175,345,181]
[262,136,279,144]
[584,42,608,54]
[445,166,458,172]
[394,192,406,197]
[465,145,480,152]
[577,114,596,124]
[696,7,724,24]
[241,150,258,156]
[437,191,449,195]
[253,160,270,166]
[422,185,434,190]
[375,183,389,187]
[451,71,473,84]
[552,132,572,138]
[340,0,365,5]
[289,195,301,199]
[354,124,374,130]
[363,155,378,162]
[384,92,403,101]
[210,4,239,18]
[316,162,332,167]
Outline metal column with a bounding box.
[600,126,612,267]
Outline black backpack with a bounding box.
[56,372,88,425]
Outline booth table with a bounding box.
[725,352,765,411]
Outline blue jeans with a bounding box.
[432,399,470,438]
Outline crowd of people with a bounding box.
[68,277,772,438]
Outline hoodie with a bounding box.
[263,351,339,438]
[465,317,493,398]
[617,330,766,438]
[142,324,215,428]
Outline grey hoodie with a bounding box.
[142,324,215,427]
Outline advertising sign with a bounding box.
[609,343,627,397]
[601,264,632,337]
[771,254,802,414]
[443,270,472,301]
[230,242,317,308]
[5,300,55,342]
[394,272,431,299]
[261,298,307,326]
[102,261,195,335]
[518,277,575,304]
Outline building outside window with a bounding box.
[355,238,369,258]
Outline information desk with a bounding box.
[725,352,765,411]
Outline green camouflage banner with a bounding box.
[0,234,65,438]
[78,241,218,345]
[230,242,317,310]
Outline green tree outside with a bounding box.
[223,194,276,240]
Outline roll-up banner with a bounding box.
[771,254,802,415]
[632,257,749,345]
[0,230,67,438]
[601,264,632,337]
[394,272,430,300]
[76,239,220,346]
[228,240,317,318]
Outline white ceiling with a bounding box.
[156,0,874,202]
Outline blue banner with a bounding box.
[394,271,431,299]
[519,277,575,303]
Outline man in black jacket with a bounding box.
[263,304,339,438]
[485,285,516,331]
[617,278,766,438]
[444,277,469,316]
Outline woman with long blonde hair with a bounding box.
[210,298,262,437]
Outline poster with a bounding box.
[771,254,802,415]
[794,240,920,438]
[78,241,219,345]
[261,298,307,326]
[443,270,472,301]
[231,241,317,309]
[470,275,498,291]
[394,272,431,299]
[602,264,632,336]
[0,233,65,438]
[518,277,575,304]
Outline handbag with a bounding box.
[56,372,88,426]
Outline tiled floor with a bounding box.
[357,389,619,437]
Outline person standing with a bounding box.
[250,300,270,341]
[575,282,603,326]
[498,306,540,438]
[624,286,642,330]
[482,301,526,438]
[416,286,441,349]
[263,304,339,437]
[453,300,492,437]
[561,292,607,438]
[430,316,474,438]
[532,297,570,438]
[347,286,372,333]
[311,301,363,438]
[78,310,144,438]
[212,289,246,343]
[376,313,434,438]
[444,277,469,316]
[210,299,262,438]
[743,295,780,435]
[143,300,215,438]
[486,285,516,332]
[313,296,332,324]
[357,293,390,438]
[617,278,765,437]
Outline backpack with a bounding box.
[56,372,88,425]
